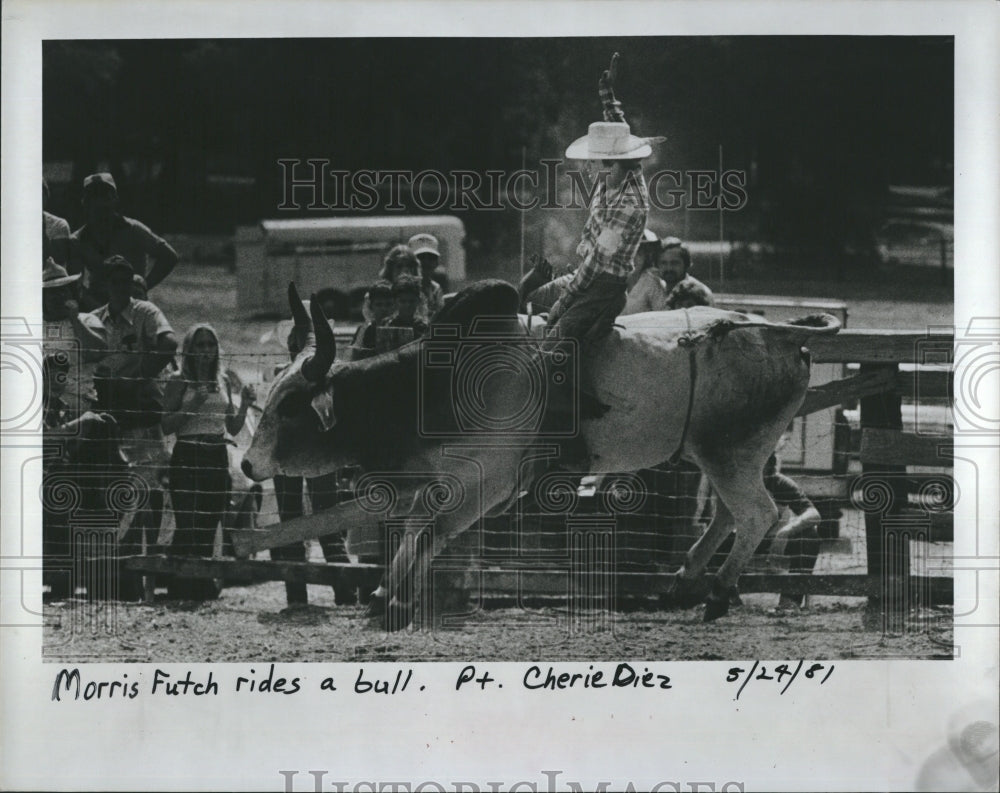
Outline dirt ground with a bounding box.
[41,506,955,663]
[42,585,953,663]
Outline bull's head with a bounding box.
[242,283,345,481]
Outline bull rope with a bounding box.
[668,308,698,466]
[663,311,839,467]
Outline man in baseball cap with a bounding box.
[407,233,445,316]
[82,171,119,201]
[69,172,179,310]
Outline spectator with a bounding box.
[42,353,120,458]
[92,256,177,426]
[623,236,714,314]
[92,255,177,554]
[379,243,420,281]
[271,323,354,607]
[42,258,107,418]
[622,229,672,314]
[658,237,714,310]
[42,352,124,599]
[364,244,427,322]
[349,279,394,361]
[761,452,822,609]
[43,354,73,434]
[385,273,429,340]
[161,324,255,599]
[68,172,179,310]
[43,179,71,266]
[408,233,446,316]
[624,228,662,290]
[271,472,355,607]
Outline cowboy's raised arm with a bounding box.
[600,52,626,123]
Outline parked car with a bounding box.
[875,219,953,268]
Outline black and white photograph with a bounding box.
[2,2,998,791]
[34,32,960,660]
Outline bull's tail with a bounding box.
[680,312,841,347]
[773,313,841,372]
[778,313,842,334]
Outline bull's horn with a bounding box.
[288,283,312,332]
[301,294,336,382]
[288,282,315,356]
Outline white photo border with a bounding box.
[2,2,998,791]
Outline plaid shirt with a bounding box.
[561,71,644,295]
[568,172,648,294]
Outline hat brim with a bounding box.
[43,273,81,288]
[565,133,662,160]
[412,247,440,258]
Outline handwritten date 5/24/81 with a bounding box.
[726,661,834,699]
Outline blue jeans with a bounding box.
[546,272,627,347]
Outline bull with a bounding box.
[242,280,840,626]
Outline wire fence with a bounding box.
[41,343,953,603]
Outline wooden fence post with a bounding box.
[859,364,906,624]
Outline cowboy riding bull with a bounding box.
[241,280,840,627]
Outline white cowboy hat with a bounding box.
[42,257,81,288]
[565,121,665,160]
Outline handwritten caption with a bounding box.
[49,661,833,702]
[726,660,835,699]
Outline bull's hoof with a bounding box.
[231,530,254,560]
[703,583,739,622]
[703,594,730,622]
[385,598,414,633]
[364,592,414,632]
[365,593,387,628]
[664,575,711,609]
[334,586,358,607]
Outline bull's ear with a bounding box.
[310,388,337,431]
